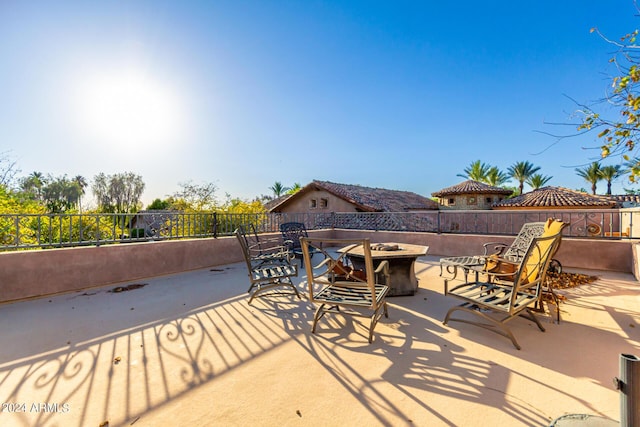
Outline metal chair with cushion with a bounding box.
[439,221,546,281]
[300,237,390,343]
[443,220,565,350]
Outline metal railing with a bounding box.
[0,209,636,251]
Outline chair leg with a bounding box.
[367,304,388,343]
[284,278,301,300]
[247,278,301,305]
[519,308,545,332]
[443,304,542,350]
[311,304,327,333]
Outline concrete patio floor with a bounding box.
[0,255,638,427]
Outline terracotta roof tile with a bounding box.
[493,187,617,209]
[431,180,513,197]
[608,194,640,207]
[267,180,438,212]
[313,180,438,211]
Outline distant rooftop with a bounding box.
[431,180,513,197]
[268,180,439,212]
[493,186,617,209]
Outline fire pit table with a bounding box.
[341,242,429,296]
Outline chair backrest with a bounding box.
[280,222,309,250]
[300,237,381,309]
[234,228,255,269]
[236,224,266,254]
[510,230,564,305]
[502,222,546,261]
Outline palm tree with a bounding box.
[507,161,541,195]
[72,175,88,212]
[598,165,622,195]
[526,173,553,190]
[21,171,46,201]
[457,160,491,182]
[286,182,302,195]
[575,162,602,195]
[269,181,289,198]
[485,166,510,186]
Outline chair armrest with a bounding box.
[249,241,288,253]
[482,257,520,283]
[482,242,508,256]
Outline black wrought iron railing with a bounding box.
[0,209,636,251]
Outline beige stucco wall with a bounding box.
[277,190,360,213]
[438,194,506,210]
[0,237,242,303]
[329,229,633,274]
[0,230,634,304]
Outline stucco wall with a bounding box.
[0,229,634,304]
[438,194,506,210]
[0,237,242,303]
[329,229,634,274]
[277,189,359,213]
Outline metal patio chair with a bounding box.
[443,226,564,350]
[300,237,390,343]
[280,222,317,261]
[235,228,300,304]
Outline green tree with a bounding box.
[147,198,172,210]
[457,160,491,182]
[507,161,541,195]
[72,175,88,212]
[19,171,46,201]
[286,182,302,195]
[92,172,145,213]
[576,20,640,183]
[485,166,510,186]
[221,196,265,214]
[41,175,83,213]
[171,180,218,211]
[598,165,622,195]
[526,173,553,190]
[269,181,289,198]
[575,162,602,195]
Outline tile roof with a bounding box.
[269,180,438,212]
[431,180,513,197]
[263,194,290,211]
[492,186,617,209]
[608,194,640,207]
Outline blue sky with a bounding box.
[1,1,639,206]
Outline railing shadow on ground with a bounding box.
[0,275,309,426]
[0,259,636,425]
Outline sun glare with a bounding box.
[73,67,186,149]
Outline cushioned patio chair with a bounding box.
[439,221,547,281]
[300,237,390,343]
[443,220,565,350]
[235,228,300,304]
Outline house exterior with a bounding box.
[267,180,439,213]
[129,210,181,237]
[431,180,512,210]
